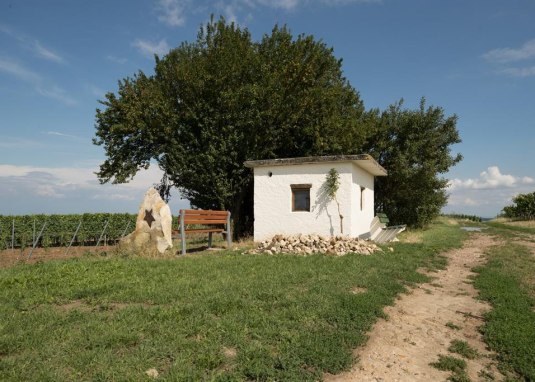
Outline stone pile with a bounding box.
[249,234,381,256]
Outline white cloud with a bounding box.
[255,0,300,10]
[462,198,477,206]
[445,166,535,217]
[34,41,64,63]
[35,184,64,198]
[0,58,41,82]
[247,0,379,10]
[86,84,106,98]
[151,0,378,27]
[133,38,170,57]
[0,136,44,149]
[0,23,11,34]
[0,23,65,64]
[0,164,162,189]
[218,2,239,23]
[0,58,76,106]
[483,39,535,63]
[92,193,137,201]
[157,0,188,27]
[45,131,80,139]
[36,85,77,106]
[106,55,128,64]
[0,164,189,214]
[445,186,534,217]
[213,0,361,26]
[448,166,534,191]
[446,196,481,207]
[320,0,381,5]
[0,164,162,200]
[499,65,535,78]
[0,165,91,189]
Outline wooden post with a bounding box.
[11,219,15,252]
[226,211,232,249]
[180,209,186,255]
[208,232,213,248]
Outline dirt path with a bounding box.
[0,245,113,268]
[326,233,503,382]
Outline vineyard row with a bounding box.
[0,213,179,250]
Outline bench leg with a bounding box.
[208,232,213,248]
[226,212,232,249]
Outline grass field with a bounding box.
[474,222,535,381]
[0,219,465,381]
[485,220,535,238]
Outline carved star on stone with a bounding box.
[144,209,155,227]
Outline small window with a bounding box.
[291,184,311,212]
[360,186,365,211]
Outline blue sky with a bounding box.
[0,0,534,218]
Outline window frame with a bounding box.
[291,184,312,212]
[360,186,365,211]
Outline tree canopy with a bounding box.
[94,18,369,236]
[94,17,462,236]
[501,191,535,220]
[363,99,462,227]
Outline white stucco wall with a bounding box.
[349,163,375,238]
[252,162,376,242]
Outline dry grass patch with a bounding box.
[222,347,237,359]
[399,230,424,244]
[55,300,154,313]
[55,299,92,313]
[350,287,367,295]
[229,237,255,251]
[503,220,535,228]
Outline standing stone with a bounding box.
[122,188,173,253]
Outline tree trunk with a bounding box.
[336,198,343,235]
[228,180,254,240]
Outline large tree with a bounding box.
[363,99,462,227]
[94,18,369,237]
[94,18,462,235]
[501,191,535,220]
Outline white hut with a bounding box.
[244,155,387,242]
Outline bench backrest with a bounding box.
[180,209,230,225]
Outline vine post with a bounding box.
[325,168,343,235]
[11,219,15,252]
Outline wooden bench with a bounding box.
[175,209,232,255]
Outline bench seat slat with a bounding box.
[181,209,229,216]
[184,215,228,219]
[173,228,224,234]
[185,229,224,234]
[183,219,228,224]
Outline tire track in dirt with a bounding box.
[325,233,503,382]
